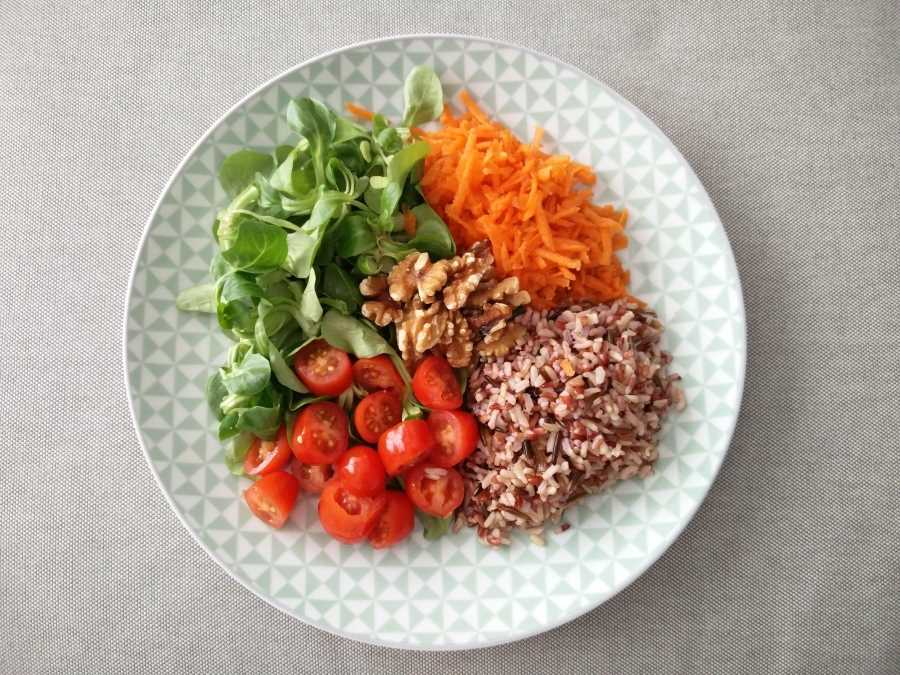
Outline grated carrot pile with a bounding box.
[419,91,630,309]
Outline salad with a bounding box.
[177,64,683,549]
[177,66,475,547]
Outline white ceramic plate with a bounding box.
[124,35,746,649]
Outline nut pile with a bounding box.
[360,241,530,367]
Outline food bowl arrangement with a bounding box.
[124,35,745,649]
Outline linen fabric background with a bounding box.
[1,1,897,673]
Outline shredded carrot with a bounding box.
[401,208,417,236]
[536,247,581,269]
[345,102,374,120]
[420,91,630,308]
[451,131,478,216]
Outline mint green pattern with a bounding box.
[125,36,745,649]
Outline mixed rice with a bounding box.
[459,300,684,546]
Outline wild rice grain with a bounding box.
[461,300,683,546]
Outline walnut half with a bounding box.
[361,300,401,327]
[477,324,526,358]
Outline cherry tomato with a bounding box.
[291,401,349,464]
[426,410,479,468]
[368,491,415,549]
[377,419,435,475]
[352,355,405,395]
[334,446,386,497]
[289,461,332,493]
[243,470,300,528]
[412,355,462,410]
[243,426,292,476]
[292,339,352,396]
[403,463,465,517]
[354,391,402,444]
[318,478,387,544]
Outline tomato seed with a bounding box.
[336,488,361,515]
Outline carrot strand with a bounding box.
[345,102,374,120]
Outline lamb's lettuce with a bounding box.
[180,65,456,458]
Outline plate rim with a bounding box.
[123,33,747,651]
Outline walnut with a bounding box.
[437,312,473,367]
[477,324,526,358]
[358,240,531,368]
[397,299,447,365]
[413,302,447,353]
[443,241,493,310]
[361,300,402,327]
[467,302,512,329]
[387,255,419,302]
[507,291,531,307]
[466,277,518,306]
[412,254,453,303]
[481,319,511,345]
[359,276,387,297]
[360,275,401,327]
[466,277,531,309]
[385,252,458,305]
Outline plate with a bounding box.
[124,35,746,649]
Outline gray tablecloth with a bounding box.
[2,1,898,673]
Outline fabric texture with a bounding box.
[1,1,898,673]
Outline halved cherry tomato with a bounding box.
[352,355,405,395]
[354,391,402,444]
[289,461,332,493]
[292,339,352,396]
[403,463,465,517]
[368,491,415,549]
[426,410,479,468]
[412,355,462,410]
[377,419,435,475]
[318,478,387,544]
[334,445,386,497]
[291,401,349,464]
[243,470,299,528]
[243,426,292,476]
